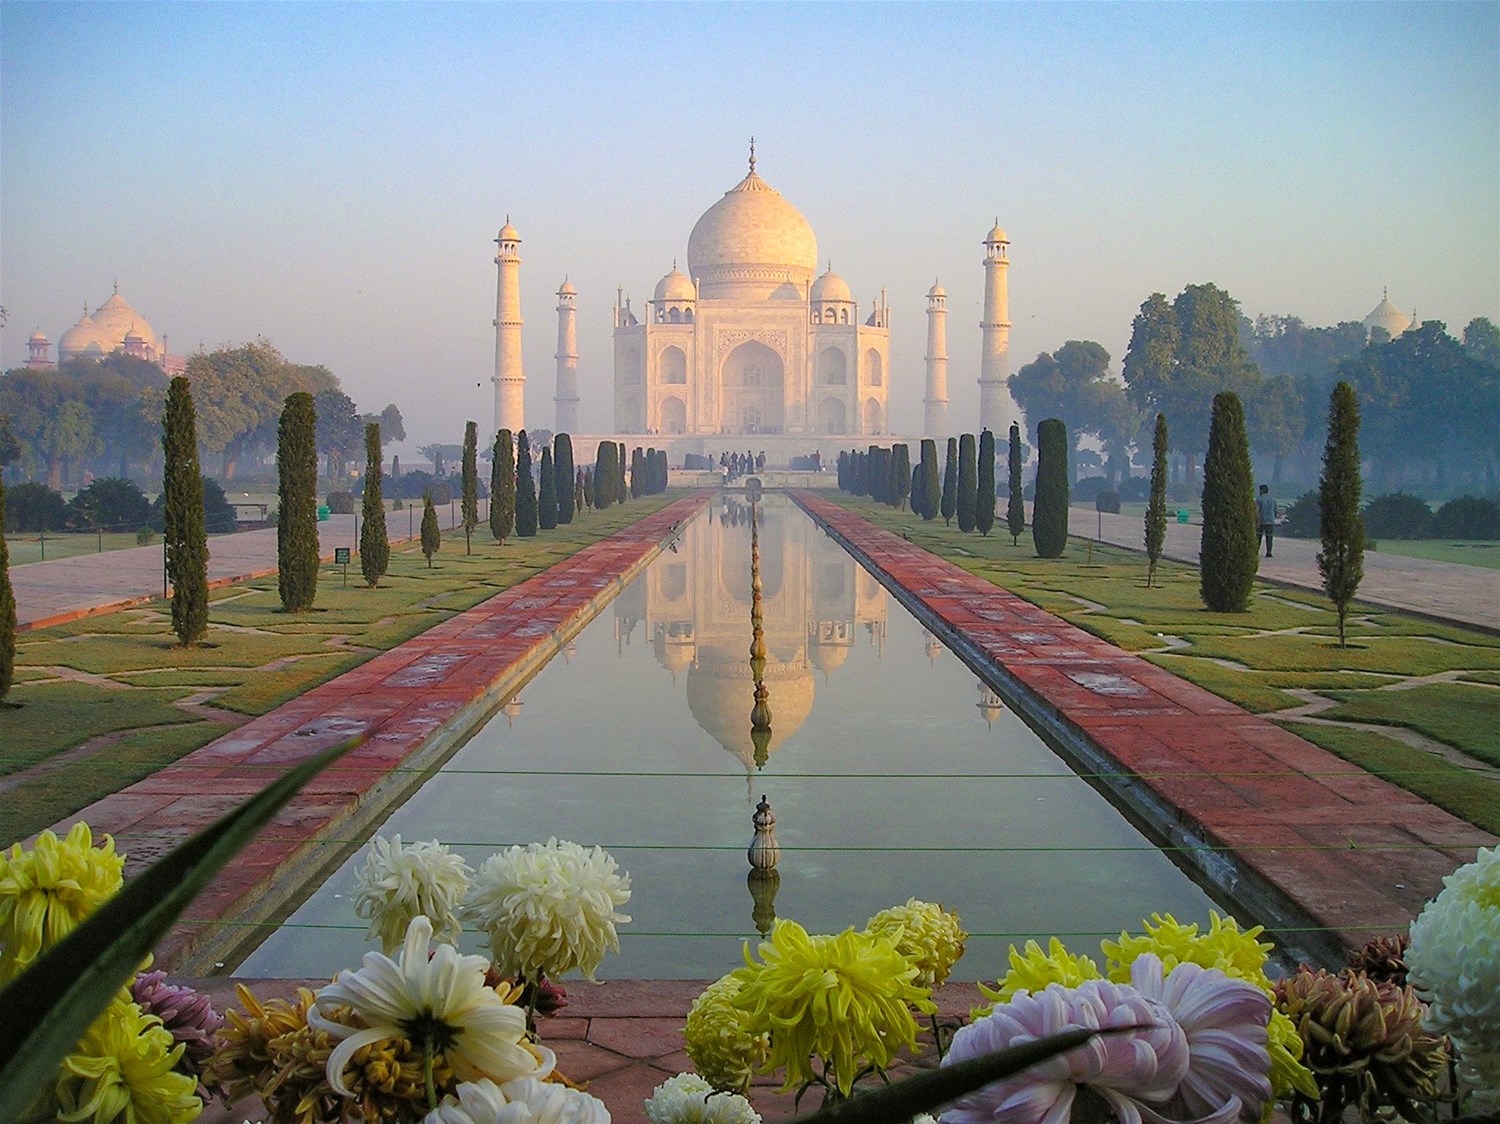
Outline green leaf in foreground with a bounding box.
[790,1026,1121,1124]
[0,736,361,1120]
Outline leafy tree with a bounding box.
[1010,341,1134,481]
[420,492,440,567]
[1361,493,1433,540]
[461,421,479,555]
[1245,374,1304,483]
[0,416,20,468]
[916,439,940,520]
[162,377,208,645]
[1433,496,1500,540]
[1145,413,1168,588]
[1199,392,1257,612]
[315,388,363,479]
[976,429,996,536]
[1318,382,1365,647]
[1462,317,1500,367]
[555,434,575,524]
[0,475,15,704]
[67,477,152,531]
[186,341,313,481]
[940,437,958,526]
[515,430,538,537]
[419,444,463,477]
[489,429,515,543]
[277,392,319,611]
[3,482,66,532]
[1007,424,1025,546]
[538,447,558,530]
[379,403,406,444]
[890,443,911,511]
[957,433,977,532]
[42,400,102,490]
[360,422,389,587]
[1032,419,1069,558]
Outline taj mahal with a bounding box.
[490,144,1020,462]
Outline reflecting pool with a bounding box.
[239,494,1218,979]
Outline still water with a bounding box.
[239,494,1218,980]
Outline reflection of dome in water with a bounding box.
[808,625,852,673]
[685,648,815,768]
[654,629,696,675]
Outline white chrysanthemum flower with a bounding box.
[683,974,769,1094]
[865,898,968,989]
[309,915,554,1097]
[645,1073,761,1124]
[425,1076,611,1124]
[464,838,631,981]
[353,834,472,953]
[1408,846,1500,1109]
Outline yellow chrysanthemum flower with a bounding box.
[975,937,1103,1012]
[864,899,968,989]
[731,919,935,1096]
[54,998,201,1124]
[684,974,770,1093]
[0,822,124,981]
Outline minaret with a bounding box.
[978,220,1015,436]
[492,217,525,434]
[924,281,949,437]
[554,278,579,433]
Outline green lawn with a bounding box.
[1316,682,1500,769]
[1367,539,1500,570]
[0,494,680,843]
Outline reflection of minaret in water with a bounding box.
[977,680,1005,728]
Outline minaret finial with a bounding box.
[113,279,119,294]
[748,136,756,174]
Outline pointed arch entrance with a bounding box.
[720,340,784,434]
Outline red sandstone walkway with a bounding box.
[42,495,706,973]
[795,492,1494,965]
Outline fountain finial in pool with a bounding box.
[749,795,780,871]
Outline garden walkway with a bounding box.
[1067,505,1500,632]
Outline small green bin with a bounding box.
[317,505,330,522]
[1176,509,1190,524]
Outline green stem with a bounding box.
[424,1023,438,1110]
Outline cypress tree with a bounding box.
[515,430,538,536]
[555,434,575,523]
[276,391,319,611]
[162,376,208,644]
[0,476,15,703]
[1032,418,1069,558]
[1145,413,1169,588]
[890,443,911,510]
[490,429,515,543]
[420,491,440,566]
[360,422,389,587]
[957,433,978,532]
[940,437,958,526]
[1318,382,1366,648]
[1199,391,1257,611]
[391,454,400,480]
[1007,423,1025,546]
[538,447,558,530]
[582,467,594,510]
[917,438,940,520]
[616,442,627,502]
[461,420,478,555]
[630,447,644,498]
[977,428,996,536]
[594,442,614,509]
[870,447,890,504]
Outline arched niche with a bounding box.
[865,349,883,386]
[863,397,882,434]
[818,347,846,386]
[818,396,847,435]
[661,345,687,385]
[720,340,785,434]
[661,395,687,435]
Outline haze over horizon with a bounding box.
[3,1,1496,451]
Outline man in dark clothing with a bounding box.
[1256,484,1277,558]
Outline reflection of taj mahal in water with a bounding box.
[612,496,888,769]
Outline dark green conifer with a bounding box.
[977,429,996,536]
[555,434,575,523]
[515,430,538,536]
[490,429,515,543]
[277,392,319,612]
[1032,419,1069,558]
[420,491,440,566]
[1007,423,1026,546]
[461,420,478,555]
[917,438,940,520]
[940,437,958,526]
[631,448,644,498]
[1319,382,1365,647]
[1145,413,1169,588]
[890,444,911,510]
[1199,392,1257,611]
[0,477,15,702]
[582,467,595,510]
[162,376,208,643]
[538,447,558,530]
[957,433,978,532]
[616,442,627,501]
[594,442,614,509]
[360,422,389,587]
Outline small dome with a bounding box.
[1363,291,1412,339]
[928,280,946,299]
[58,313,113,358]
[558,279,576,296]
[29,329,48,344]
[497,219,520,242]
[810,267,852,304]
[124,328,144,342]
[985,222,1008,244]
[653,266,695,303]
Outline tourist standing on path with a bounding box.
[1256,484,1277,558]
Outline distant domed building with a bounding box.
[612,144,891,437]
[30,284,185,374]
[1363,289,1415,340]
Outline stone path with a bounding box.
[1068,506,1500,632]
[799,492,1495,967]
[40,495,705,974]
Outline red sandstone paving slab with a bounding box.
[587,1065,685,1124]
[552,1038,636,1082]
[587,1017,685,1059]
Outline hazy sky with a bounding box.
[2,1,1496,450]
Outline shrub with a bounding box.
[4,482,67,532]
[1362,493,1433,540]
[1072,476,1113,502]
[1032,418,1069,558]
[1095,490,1121,514]
[1120,475,1152,503]
[1199,391,1257,612]
[1281,491,1321,538]
[67,478,153,532]
[326,490,355,515]
[1432,495,1500,540]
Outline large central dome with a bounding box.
[687,153,818,301]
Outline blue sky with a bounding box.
[2,1,1496,446]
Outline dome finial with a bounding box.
[113,278,119,295]
[748,136,756,174]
